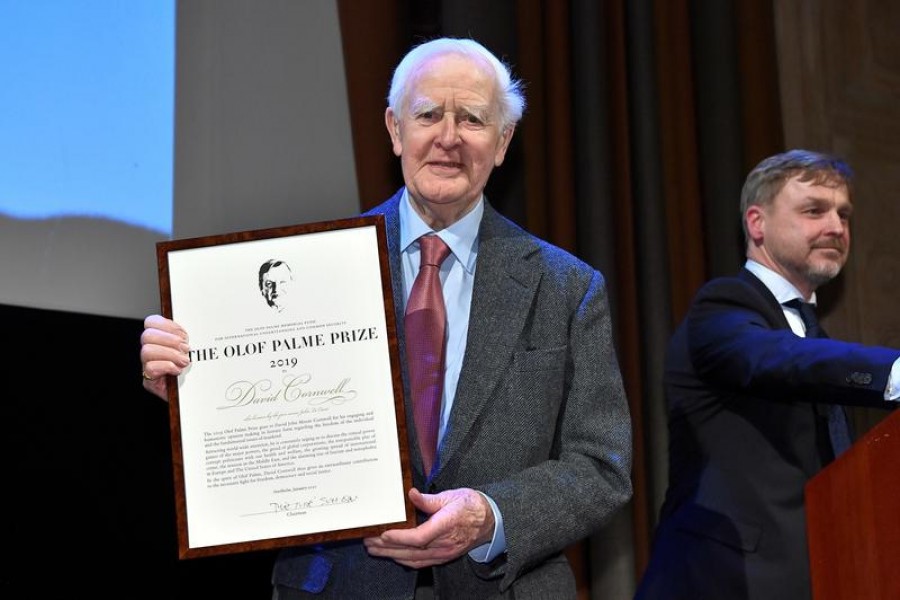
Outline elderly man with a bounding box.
[141,37,632,599]
[258,259,294,312]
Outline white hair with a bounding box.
[387,37,526,132]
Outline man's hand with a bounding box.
[363,488,495,568]
[140,314,190,400]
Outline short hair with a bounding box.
[387,37,526,133]
[740,149,854,242]
[258,259,291,290]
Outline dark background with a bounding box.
[3,304,275,596]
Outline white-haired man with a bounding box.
[141,37,632,599]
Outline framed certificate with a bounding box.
[156,215,415,559]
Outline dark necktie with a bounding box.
[405,235,451,476]
[784,299,853,458]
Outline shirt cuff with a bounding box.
[467,492,507,563]
[885,357,900,401]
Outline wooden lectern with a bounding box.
[805,409,900,599]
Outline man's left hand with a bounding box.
[363,487,495,568]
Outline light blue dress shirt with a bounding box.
[745,260,899,400]
[399,189,507,562]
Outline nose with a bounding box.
[824,210,847,236]
[437,114,460,147]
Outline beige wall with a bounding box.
[174,0,359,239]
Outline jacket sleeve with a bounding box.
[687,277,899,408]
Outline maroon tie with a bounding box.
[405,235,451,475]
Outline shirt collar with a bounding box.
[745,259,818,306]
[399,188,482,274]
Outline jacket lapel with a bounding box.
[738,268,792,330]
[369,195,545,477]
[437,204,542,469]
[364,191,428,478]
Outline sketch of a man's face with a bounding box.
[259,260,293,312]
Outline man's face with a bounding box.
[747,175,852,296]
[261,264,293,310]
[384,53,514,222]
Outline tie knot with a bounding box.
[419,235,451,268]
[784,298,821,335]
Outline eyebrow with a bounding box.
[803,195,854,214]
[407,97,492,120]
[407,97,438,115]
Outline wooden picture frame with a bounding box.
[156,215,414,559]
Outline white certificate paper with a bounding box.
[157,216,414,558]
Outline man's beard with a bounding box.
[804,259,843,288]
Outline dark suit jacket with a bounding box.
[635,269,899,600]
[272,190,633,599]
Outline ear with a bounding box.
[493,125,516,167]
[385,108,403,157]
[745,205,766,245]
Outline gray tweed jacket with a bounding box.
[272,189,632,599]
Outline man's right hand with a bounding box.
[140,314,190,401]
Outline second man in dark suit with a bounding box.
[635,149,900,600]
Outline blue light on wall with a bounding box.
[0,0,175,234]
